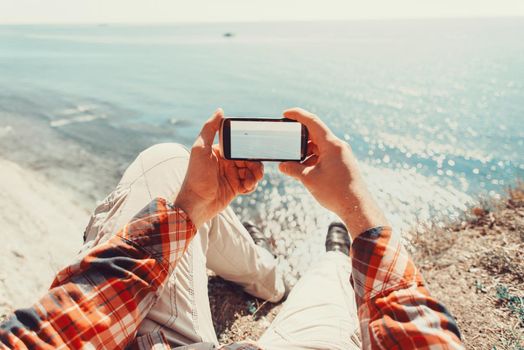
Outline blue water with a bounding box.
[1,19,523,282]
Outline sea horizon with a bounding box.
[1,15,524,25]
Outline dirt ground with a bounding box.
[209,186,524,349]
[412,186,524,349]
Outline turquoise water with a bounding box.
[1,19,523,281]
[1,19,522,193]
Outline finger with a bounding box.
[278,161,307,180]
[242,183,258,194]
[222,160,243,193]
[240,169,257,193]
[212,144,222,156]
[216,148,251,195]
[306,141,319,157]
[245,161,264,181]
[233,161,263,182]
[241,168,256,186]
[238,167,248,179]
[198,108,224,147]
[233,160,248,168]
[302,154,319,167]
[283,108,333,144]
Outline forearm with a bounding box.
[351,227,463,349]
[340,170,462,348]
[0,198,196,349]
[339,177,389,240]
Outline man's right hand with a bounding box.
[175,109,263,228]
[278,108,388,239]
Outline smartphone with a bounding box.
[219,118,308,161]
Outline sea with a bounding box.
[1,19,523,284]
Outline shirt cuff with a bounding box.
[118,198,197,272]
[350,226,423,303]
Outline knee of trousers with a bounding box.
[139,143,190,166]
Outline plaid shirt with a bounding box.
[0,198,463,349]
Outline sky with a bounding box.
[1,0,523,24]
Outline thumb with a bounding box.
[279,161,307,180]
[199,108,224,147]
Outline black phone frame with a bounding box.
[221,117,309,162]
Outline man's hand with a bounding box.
[175,109,264,228]
[279,108,388,239]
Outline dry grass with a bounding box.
[208,275,282,344]
[412,184,524,349]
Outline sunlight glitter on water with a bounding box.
[234,161,476,287]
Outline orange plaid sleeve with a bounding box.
[0,198,196,349]
[351,226,464,349]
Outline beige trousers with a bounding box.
[80,143,360,349]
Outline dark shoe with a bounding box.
[325,222,351,256]
[243,221,274,256]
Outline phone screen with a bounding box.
[229,120,303,160]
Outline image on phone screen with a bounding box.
[230,120,303,160]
